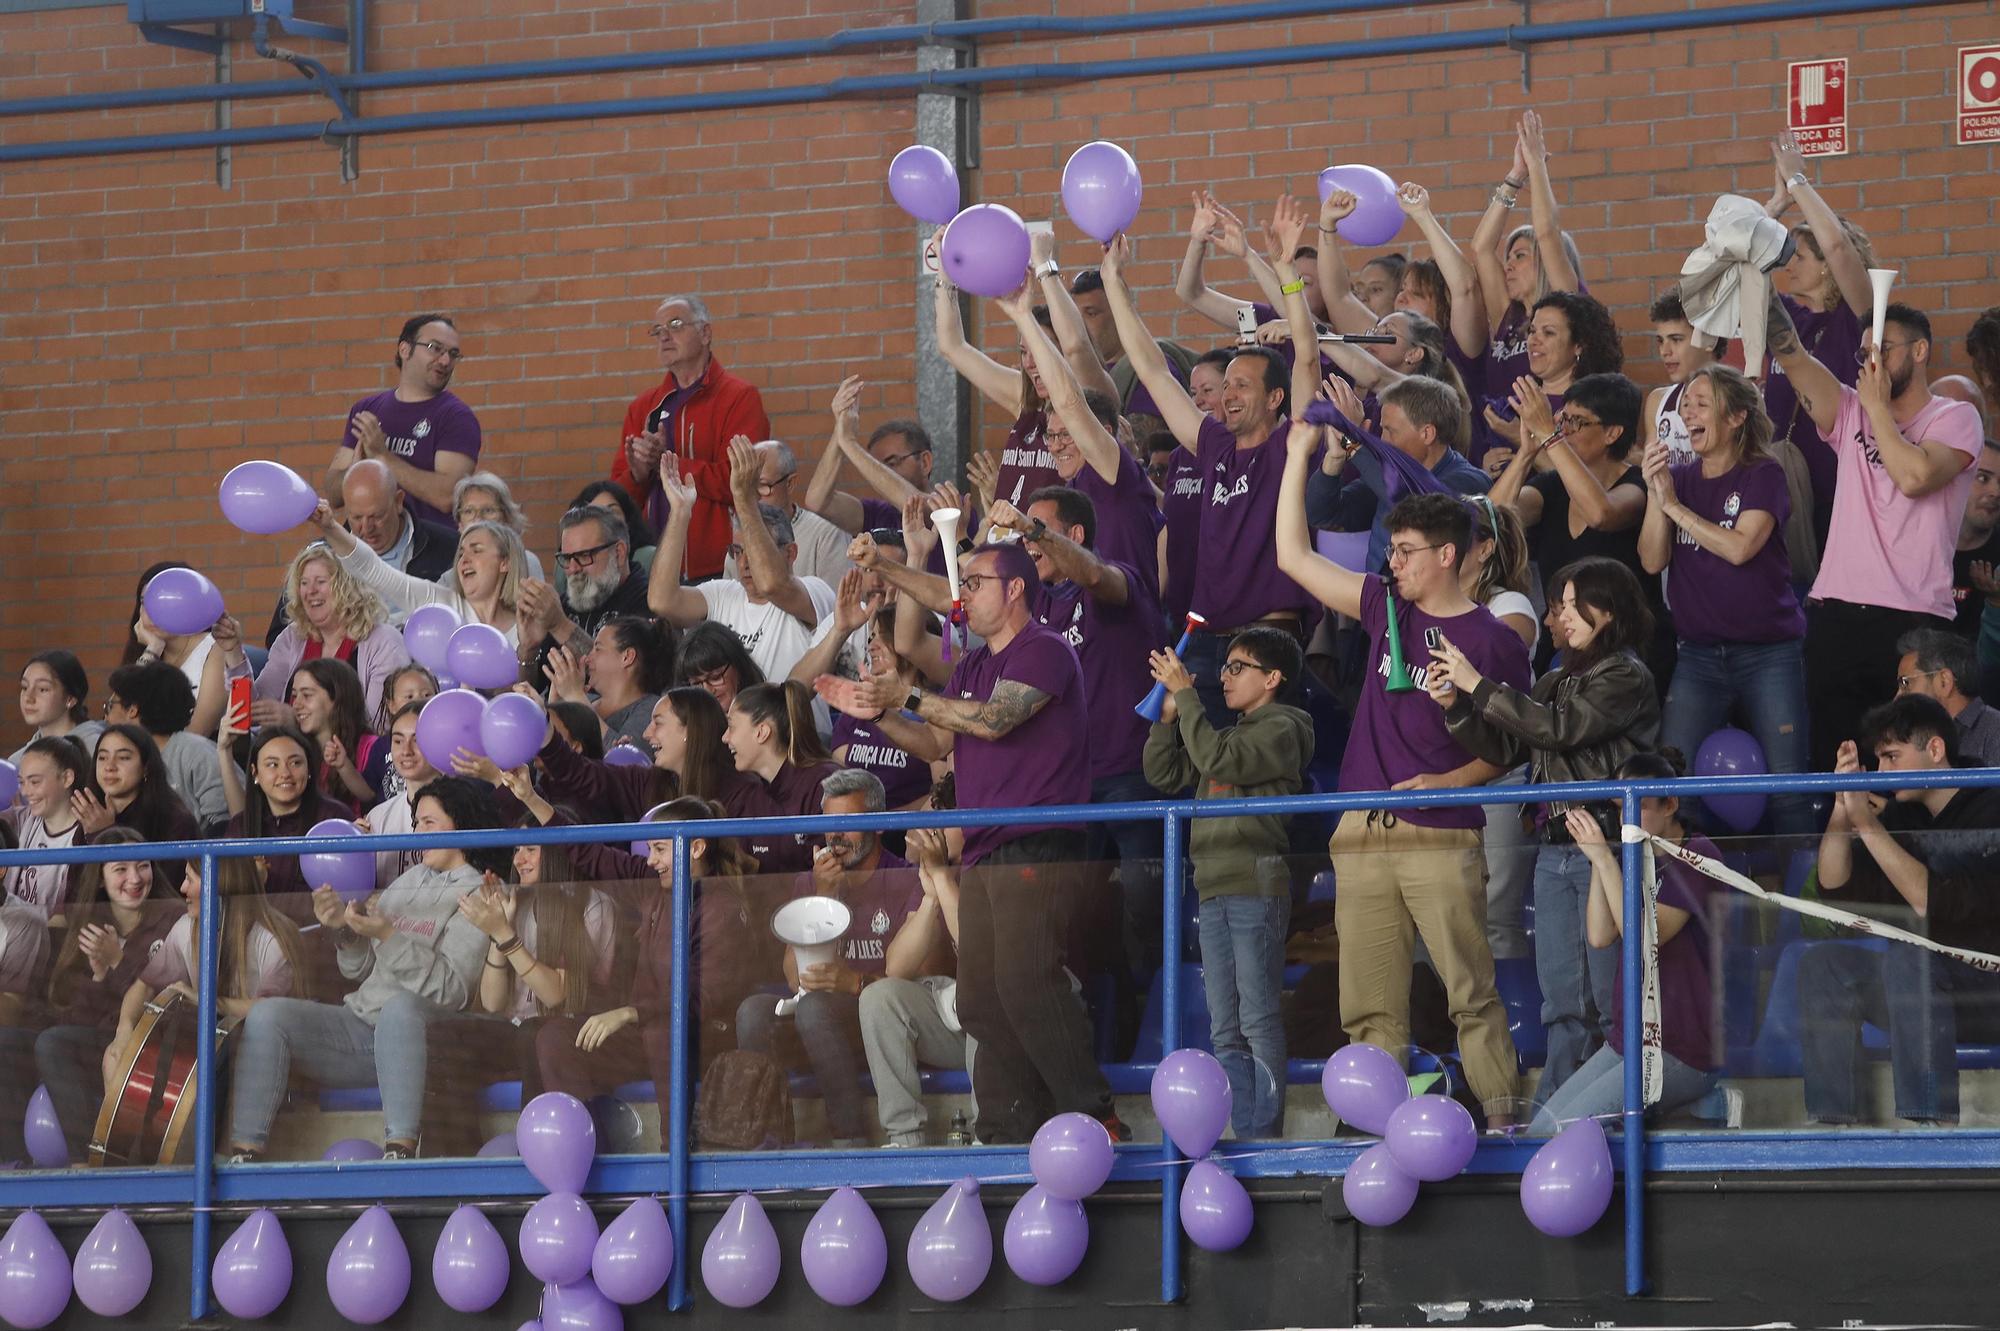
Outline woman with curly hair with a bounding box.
[217,543,411,723]
[1476,289,1623,473]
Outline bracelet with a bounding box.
[485,957,508,970]
[1503,175,1527,189]
[1279,278,1306,295]
[1493,187,1519,207]
[1315,224,1337,235]
[495,934,523,956]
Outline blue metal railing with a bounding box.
[0,764,1993,1314]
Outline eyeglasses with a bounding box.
[411,340,465,362]
[457,505,504,523]
[1857,341,1914,364]
[1387,542,1445,564]
[647,319,703,339]
[1896,668,1943,691]
[755,473,796,496]
[1555,412,1601,433]
[556,540,618,570]
[102,697,126,716]
[685,665,734,689]
[1220,660,1275,678]
[959,572,1002,595]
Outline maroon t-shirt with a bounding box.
[727,760,840,878]
[831,711,932,809]
[342,389,482,528]
[945,619,1091,865]
[789,849,922,976]
[996,407,1062,510]
[1607,833,1718,1072]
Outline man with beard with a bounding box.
[517,506,654,679]
[1768,296,1984,769]
[323,313,481,529]
[731,769,932,1147]
[1950,439,2000,640]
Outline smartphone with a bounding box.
[228,677,253,731]
[1236,305,1259,346]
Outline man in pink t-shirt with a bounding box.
[1770,296,1983,769]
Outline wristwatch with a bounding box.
[904,684,926,714]
[1035,258,1061,280]
[1787,170,1808,188]
[1025,517,1050,543]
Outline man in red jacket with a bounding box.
[611,295,770,581]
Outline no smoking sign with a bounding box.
[1960,45,2000,146]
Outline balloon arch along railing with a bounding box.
[0,766,1992,1320]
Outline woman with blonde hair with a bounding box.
[304,498,529,645]
[218,542,410,724]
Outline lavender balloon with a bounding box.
[218,459,319,534]
[603,743,652,769]
[520,1193,599,1287]
[402,604,462,673]
[1342,1142,1419,1227]
[1322,1042,1409,1135]
[414,688,488,773]
[477,1130,519,1158]
[701,1193,780,1309]
[541,1276,624,1331]
[479,692,547,771]
[1150,1048,1231,1158]
[590,1196,671,1306]
[1061,140,1144,243]
[888,144,961,225]
[448,622,518,690]
[906,1176,991,1302]
[321,1136,384,1163]
[1317,163,1404,247]
[939,204,1032,299]
[212,1209,291,1320]
[301,820,374,904]
[22,1086,67,1169]
[1003,1186,1089,1285]
[326,1205,410,1325]
[1521,1116,1614,1238]
[433,1204,510,1313]
[1384,1093,1478,1182]
[142,566,225,637]
[518,1092,597,1194]
[1029,1112,1114,1201]
[0,1211,70,1329]
[799,1186,885,1307]
[1179,1160,1254,1252]
[72,1209,151,1317]
[0,760,18,809]
[1696,726,1768,832]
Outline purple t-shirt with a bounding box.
[831,710,933,809]
[1191,415,1324,631]
[1761,295,1863,516]
[1070,444,1163,597]
[1607,833,1717,1071]
[1446,330,1489,407]
[343,389,482,528]
[1488,303,1531,397]
[1339,576,1534,829]
[1033,561,1167,781]
[1160,447,1206,627]
[789,850,922,976]
[996,408,1063,510]
[945,619,1091,865]
[1665,458,1805,646]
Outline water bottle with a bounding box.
[946,1111,970,1148]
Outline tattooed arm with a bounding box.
[916,678,1053,742]
[1765,290,1842,440]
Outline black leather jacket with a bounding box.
[1444,649,1659,797]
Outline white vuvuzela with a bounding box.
[931,507,963,603]
[1868,268,1898,358]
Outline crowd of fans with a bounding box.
[6,114,2000,1164]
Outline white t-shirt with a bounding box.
[3,814,80,919]
[1485,589,1542,661]
[696,576,837,682]
[178,635,216,694]
[724,507,854,588]
[143,913,293,999]
[364,790,425,891]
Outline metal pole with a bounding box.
[666,832,693,1312]
[188,851,224,1321]
[913,0,973,483]
[1618,789,1647,1297]
[1158,811,1186,1305]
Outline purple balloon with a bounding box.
[520,1193,599,1287]
[799,1186,885,1307]
[433,1204,510,1314]
[518,1092,597,1194]
[23,1085,67,1169]
[326,1205,410,1325]
[701,1193,780,1309]
[218,459,318,535]
[1322,1042,1409,1135]
[1696,726,1768,832]
[448,622,519,690]
[403,604,463,673]
[1384,1093,1478,1182]
[1317,163,1404,248]
[481,692,548,772]
[142,566,225,637]
[1521,1116,1614,1238]
[212,1209,291,1320]
[1343,1142,1419,1227]
[301,819,374,904]
[939,204,1032,300]
[415,688,487,773]
[1003,1186,1089,1285]
[1150,1048,1231,1158]
[590,1196,671,1306]
[1030,1111,1114,1201]
[906,1176,990,1303]
[321,1136,384,1163]
[477,1131,519,1158]
[1061,140,1144,244]
[541,1277,623,1331]
[603,743,652,769]
[72,1208,151,1318]
[0,760,18,809]
[0,1211,70,1329]
[1180,1160,1253,1252]
[888,144,960,225]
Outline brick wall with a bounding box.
[2,0,1995,749]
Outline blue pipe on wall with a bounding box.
[0,0,1958,163]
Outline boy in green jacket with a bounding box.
[1143,626,1316,1138]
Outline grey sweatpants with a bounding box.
[858,976,977,1144]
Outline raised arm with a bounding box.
[1472,134,1528,330]
[1764,287,1843,440]
[1397,182,1489,357]
[1857,350,1975,498]
[1518,111,1579,294]
[932,276,1024,413]
[851,527,952,614]
[1267,195,1323,416]
[799,375,869,534]
[1275,420,1367,619]
[726,436,819,629]
[1313,190,1384,335]
[1773,132,1874,321]
[786,567,873,686]
[1098,234,1211,450]
[999,280,1122,485]
[1175,190,1260,329]
[987,499,1129,606]
[644,463,713,626]
[1509,377,1645,532]
[1030,230,1118,403]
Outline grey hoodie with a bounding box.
[337,862,488,1024]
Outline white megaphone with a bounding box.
[1868,268,1898,358]
[769,895,852,1016]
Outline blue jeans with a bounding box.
[1799,940,2000,1124]
[1197,894,1290,1139]
[1661,637,1814,838]
[735,989,866,1141]
[1531,1042,1717,1133]
[1090,769,1167,976]
[1533,845,1619,1104]
[227,992,448,1149]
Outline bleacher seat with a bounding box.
[1495,956,1545,1068]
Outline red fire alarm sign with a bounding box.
[1960,45,2000,146]
[1787,59,1848,157]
